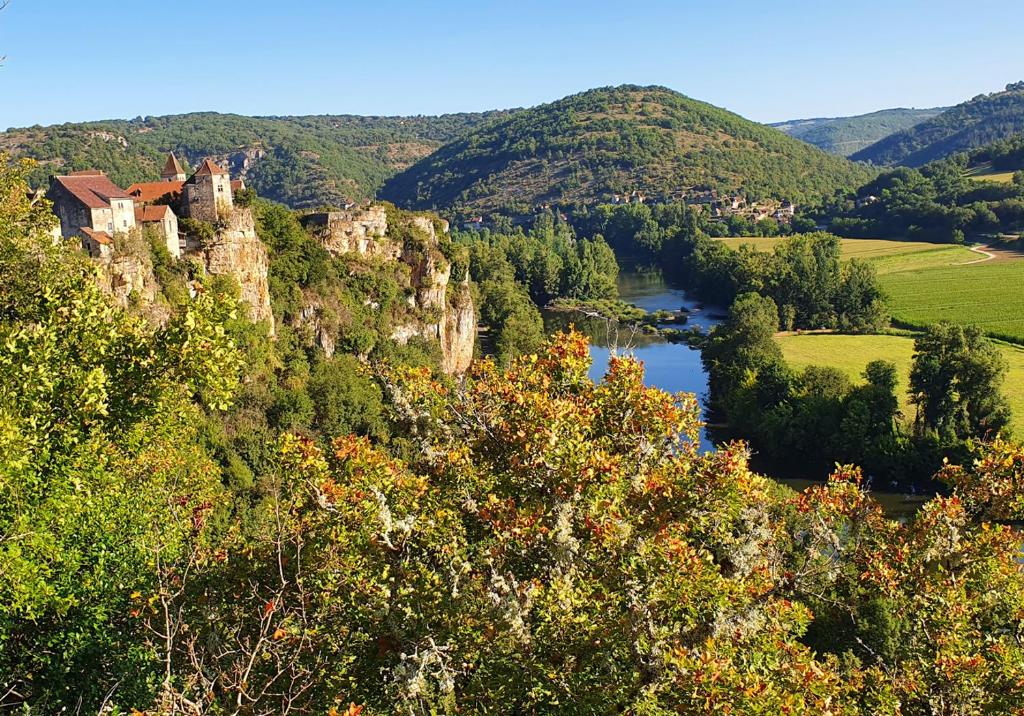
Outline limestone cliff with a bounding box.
[195,208,275,336]
[299,206,476,374]
[96,246,158,310]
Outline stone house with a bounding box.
[182,159,234,223]
[135,204,181,258]
[46,170,136,251]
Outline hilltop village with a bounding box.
[40,153,475,374]
[46,153,243,260]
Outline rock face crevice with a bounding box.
[300,206,476,374]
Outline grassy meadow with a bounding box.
[776,333,1024,435]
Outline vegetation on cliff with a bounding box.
[381,85,876,214]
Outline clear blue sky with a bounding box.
[2,0,1023,130]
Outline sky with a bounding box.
[2,0,1023,129]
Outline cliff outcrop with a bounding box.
[299,206,476,374]
[197,208,275,335]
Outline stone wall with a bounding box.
[110,198,136,234]
[46,181,93,238]
[184,173,233,223]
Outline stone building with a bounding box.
[182,159,233,223]
[135,204,181,258]
[46,170,136,254]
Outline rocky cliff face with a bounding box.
[197,208,275,336]
[303,206,476,374]
[97,248,158,309]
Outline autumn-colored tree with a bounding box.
[162,330,1024,714]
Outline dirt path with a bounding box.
[957,244,997,265]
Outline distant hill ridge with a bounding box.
[851,82,1024,166]
[771,107,946,156]
[0,110,513,208]
[381,85,875,214]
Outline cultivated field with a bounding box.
[776,333,1024,435]
[879,260,1024,343]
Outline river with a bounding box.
[546,265,923,518]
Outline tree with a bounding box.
[160,332,1024,714]
[910,322,1011,440]
[703,292,782,402]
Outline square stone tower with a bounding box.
[182,159,233,223]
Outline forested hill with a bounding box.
[379,85,876,215]
[851,82,1024,167]
[771,107,945,156]
[0,110,511,207]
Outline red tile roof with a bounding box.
[162,153,185,177]
[80,227,112,245]
[53,173,132,209]
[135,204,172,223]
[193,159,228,176]
[126,180,184,203]
[231,179,244,192]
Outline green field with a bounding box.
[879,260,1024,343]
[966,164,1018,183]
[776,333,1024,435]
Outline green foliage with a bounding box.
[460,212,618,364]
[686,232,889,331]
[382,85,875,213]
[852,82,1024,166]
[910,322,1012,440]
[0,156,242,708]
[831,157,1024,242]
[772,107,946,156]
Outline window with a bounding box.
[123,219,128,228]
[107,222,113,232]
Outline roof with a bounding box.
[162,153,185,177]
[52,172,132,209]
[80,227,112,245]
[231,179,244,192]
[126,180,184,203]
[135,204,173,223]
[193,159,228,177]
